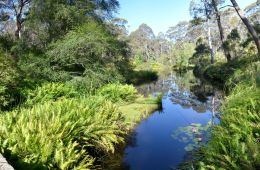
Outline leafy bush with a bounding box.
[203,55,259,84]
[47,21,128,78]
[67,64,125,94]
[226,61,260,89]
[18,53,71,82]
[126,70,158,85]
[0,51,21,111]
[97,83,138,103]
[0,96,125,169]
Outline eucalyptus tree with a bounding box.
[26,0,120,47]
[0,0,31,39]
[0,0,119,41]
[229,0,260,55]
[166,21,189,43]
[190,0,215,64]
[211,0,232,61]
[129,24,156,61]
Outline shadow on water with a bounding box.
[107,70,223,170]
[127,70,158,86]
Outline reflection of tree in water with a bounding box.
[169,70,223,113]
[171,71,222,153]
[136,74,173,97]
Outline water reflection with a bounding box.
[112,70,223,170]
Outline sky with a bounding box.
[117,0,257,35]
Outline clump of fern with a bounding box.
[0,96,125,169]
[23,82,78,107]
[97,83,138,103]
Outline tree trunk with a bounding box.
[211,0,232,62]
[207,19,214,64]
[15,20,22,39]
[230,0,260,55]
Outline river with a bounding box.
[111,70,223,170]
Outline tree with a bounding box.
[190,0,215,64]
[229,0,260,55]
[46,21,128,81]
[129,24,156,61]
[166,21,189,42]
[211,0,232,62]
[0,0,31,39]
[25,0,119,47]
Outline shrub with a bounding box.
[0,96,125,169]
[18,53,71,82]
[97,83,138,103]
[0,51,21,111]
[46,21,128,78]
[67,64,125,94]
[126,70,158,85]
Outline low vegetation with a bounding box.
[0,83,161,169]
[183,57,260,170]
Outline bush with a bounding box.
[203,54,259,84]
[97,83,138,103]
[0,96,125,169]
[18,53,71,82]
[0,51,21,111]
[126,70,158,85]
[67,64,125,94]
[46,21,128,78]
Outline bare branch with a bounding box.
[219,5,234,10]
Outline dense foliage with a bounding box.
[0,95,124,169]
[196,60,260,169]
[0,51,21,111]
[0,0,259,169]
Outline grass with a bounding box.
[118,95,161,128]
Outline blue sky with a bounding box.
[117,0,257,35]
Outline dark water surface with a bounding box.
[113,71,223,170]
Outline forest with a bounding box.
[0,0,259,170]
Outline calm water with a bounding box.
[112,71,223,170]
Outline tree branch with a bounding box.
[219,5,234,10]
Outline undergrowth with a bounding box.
[0,82,161,169]
[191,57,260,170]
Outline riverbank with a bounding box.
[0,83,161,170]
[190,55,260,169]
